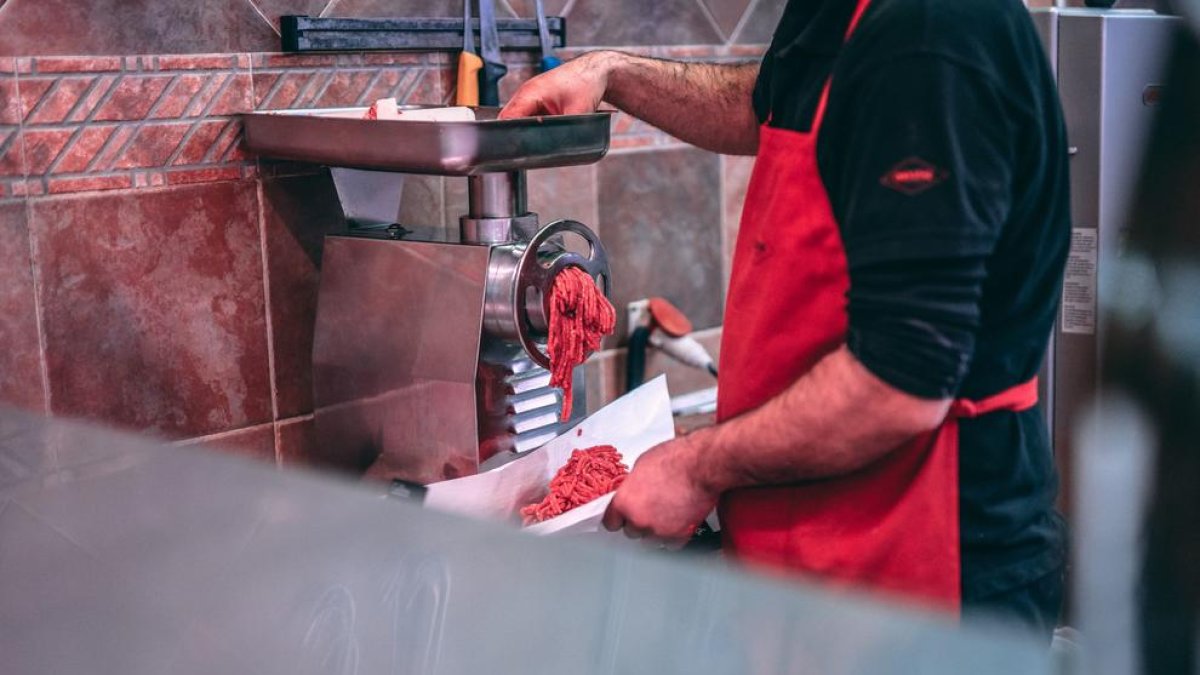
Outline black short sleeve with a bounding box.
[820,55,1017,398]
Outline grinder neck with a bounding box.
[461,171,539,245]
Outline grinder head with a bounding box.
[483,219,611,367]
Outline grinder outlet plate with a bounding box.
[241,106,613,175]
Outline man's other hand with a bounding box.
[602,432,718,547]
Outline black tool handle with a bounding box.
[479,60,508,106]
[386,479,428,504]
[625,326,651,394]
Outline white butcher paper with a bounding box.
[422,375,675,536]
[320,104,477,121]
[394,106,476,122]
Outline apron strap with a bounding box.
[950,377,1040,419]
[810,0,875,132]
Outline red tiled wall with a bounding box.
[0,0,782,463]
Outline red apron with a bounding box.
[717,0,1038,611]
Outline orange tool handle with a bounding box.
[457,51,483,107]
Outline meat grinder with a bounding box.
[241,106,614,484]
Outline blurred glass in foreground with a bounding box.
[0,406,1049,675]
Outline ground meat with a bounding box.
[520,445,629,525]
[548,266,615,421]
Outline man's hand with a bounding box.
[602,433,718,547]
[599,348,950,545]
[500,52,617,119]
[499,50,761,155]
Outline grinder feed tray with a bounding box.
[241,106,612,175]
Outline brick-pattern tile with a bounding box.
[0,0,277,57]
[30,181,272,438]
[609,111,686,152]
[0,201,46,412]
[12,56,255,196]
[0,63,23,197]
[1,41,762,200]
[260,171,347,419]
[251,53,442,111]
[178,423,277,465]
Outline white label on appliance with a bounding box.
[1062,228,1098,335]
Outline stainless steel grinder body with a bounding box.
[240,107,615,484]
[311,217,609,484]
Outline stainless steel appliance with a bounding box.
[242,107,613,483]
[1031,8,1180,503]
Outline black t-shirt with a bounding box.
[753,0,1069,599]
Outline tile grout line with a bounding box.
[692,0,730,45]
[272,421,283,466]
[290,70,325,109]
[718,154,727,288]
[388,68,422,104]
[304,69,338,108]
[175,419,277,446]
[215,120,246,162]
[254,179,282,466]
[162,118,208,168]
[12,64,52,414]
[242,0,283,38]
[199,118,239,164]
[320,0,342,19]
[355,68,386,106]
[254,67,292,110]
[25,194,51,414]
[181,69,225,118]
[559,42,764,54]
[21,76,63,124]
[59,72,109,123]
[728,0,762,46]
[136,72,184,122]
[45,70,172,178]
[195,70,237,120]
[607,140,692,156]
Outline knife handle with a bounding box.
[539,55,562,73]
[456,51,483,107]
[479,59,508,107]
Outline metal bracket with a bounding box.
[281,16,566,53]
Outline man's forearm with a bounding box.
[685,346,952,494]
[601,52,760,156]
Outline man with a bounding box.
[502,0,1069,636]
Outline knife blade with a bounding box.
[534,0,562,73]
[477,0,507,106]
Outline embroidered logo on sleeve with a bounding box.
[880,157,949,196]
